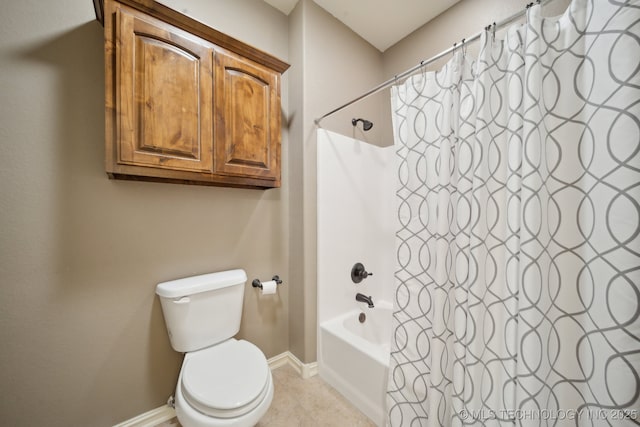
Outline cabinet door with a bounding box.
[214,52,280,182]
[115,8,213,172]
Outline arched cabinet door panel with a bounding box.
[115,8,214,173]
[214,52,280,184]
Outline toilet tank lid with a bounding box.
[156,269,247,298]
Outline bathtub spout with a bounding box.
[356,293,374,308]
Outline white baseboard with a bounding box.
[266,351,291,370]
[269,351,318,379]
[113,405,176,427]
[114,351,317,426]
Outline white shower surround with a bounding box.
[317,129,395,426]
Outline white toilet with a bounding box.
[156,269,273,427]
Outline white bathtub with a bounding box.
[319,301,392,426]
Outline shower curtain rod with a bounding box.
[314,0,554,125]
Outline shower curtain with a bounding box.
[387,0,640,426]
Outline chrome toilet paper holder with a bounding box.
[251,275,283,289]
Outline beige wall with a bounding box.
[0,0,289,425]
[0,0,578,425]
[286,0,307,362]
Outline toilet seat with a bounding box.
[181,339,270,418]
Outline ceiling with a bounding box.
[264,0,461,52]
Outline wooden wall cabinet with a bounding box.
[96,0,289,188]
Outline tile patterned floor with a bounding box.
[157,364,376,427]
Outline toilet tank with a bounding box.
[156,269,246,352]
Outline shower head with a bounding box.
[352,118,373,131]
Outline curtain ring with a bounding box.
[525,3,533,24]
[461,38,466,58]
[492,22,496,42]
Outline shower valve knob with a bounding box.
[351,262,373,283]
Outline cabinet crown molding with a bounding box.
[92,0,290,74]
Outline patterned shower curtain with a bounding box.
[386,0,640,426]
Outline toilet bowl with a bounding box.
[174,339,273,427]
[156,269,273,427]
